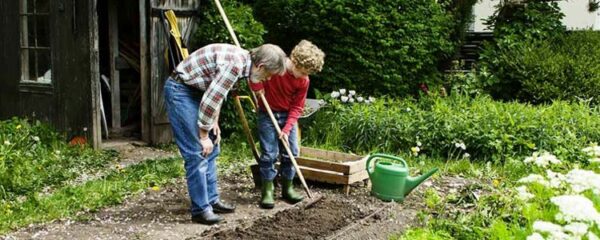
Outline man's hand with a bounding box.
[199,128,213,156]
[212,122,221,145]
[200,137,214,157]
[279,131,289,144]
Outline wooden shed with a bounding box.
[0,0,200,148]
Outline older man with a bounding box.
[164,43,286,224]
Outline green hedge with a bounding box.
[0,118,115,201]
[482,31,600,105]
[254,0,455,96]
[302,95,600,162]
[191,0,265,49]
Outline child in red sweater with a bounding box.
[250,40,325,208]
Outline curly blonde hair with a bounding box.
[290,40,325,74]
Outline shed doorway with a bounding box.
[98,0,144,143]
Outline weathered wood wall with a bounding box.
[149,0,199,144]
[0,0,24,119]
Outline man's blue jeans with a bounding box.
[258,111,299,180]
[164,78,220,217]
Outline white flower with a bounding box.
[349,90,356,95]
[341,96,349,103]
[524,151,561,168]
[516,186,534,201]
[357,97,364,102]
[518,174,549,186]
[32,136,40,142]
[563,222,588,237]
[551,195,600,224]
[364,100,371,104]
[532,221,573,240]
[330,91,340,98]
[3,140,10,145]
[349,97,355,103]
[455,142,466,150]
[591,157,600,163]
[416,141,422,147]
[368,96,376,102]
[564,169,600,194]
[526,233,545,240]
[83,127,88,131]
[463,153,471,159]
[339,89,347,95]
[55,150,61,155]
[411,146,420,156]
[582,145,600,157]
[546,170,566,188]
[532,220,563,233]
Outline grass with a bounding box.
[0,157,184,234]
[0,131,256,235]
[0,118,117,201]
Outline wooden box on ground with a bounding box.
[251,147,369,194]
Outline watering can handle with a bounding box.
[366,153,408,176]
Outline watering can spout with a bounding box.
[404,168,438,196]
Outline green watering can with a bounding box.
[366,153,438,202]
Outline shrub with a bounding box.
[191,0,265,49]
[302,94,600,162]
[478,0,570,101]
[254,0,455,97]
[490,31,600,104]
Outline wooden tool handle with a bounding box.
[259,94,313,198]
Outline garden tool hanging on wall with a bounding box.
[160,10,189,71]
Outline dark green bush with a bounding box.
[302,94,600,162]
[506,31,600,104]
[191,0,265,49]
[254,0,455,97]
[478,0,570,101]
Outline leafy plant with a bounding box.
[302,94,600,163]
[0,118,116,201]
[191,0,265,49]
[254,0,455,97]
[475,0,600,103]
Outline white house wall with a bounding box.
[472,0,599,32]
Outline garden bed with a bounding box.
[202,197,372,239]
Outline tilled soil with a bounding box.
[202,196,373,240]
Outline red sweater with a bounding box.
[249,71,309,134]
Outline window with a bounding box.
[20,0,51,84]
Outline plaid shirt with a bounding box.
[175,44,251,130]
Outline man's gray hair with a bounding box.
[250,44,286,75]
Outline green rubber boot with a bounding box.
[282,179,304,204]
[260,180,275,209]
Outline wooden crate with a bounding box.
[295,147,368,194]
[250,147,369,194]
